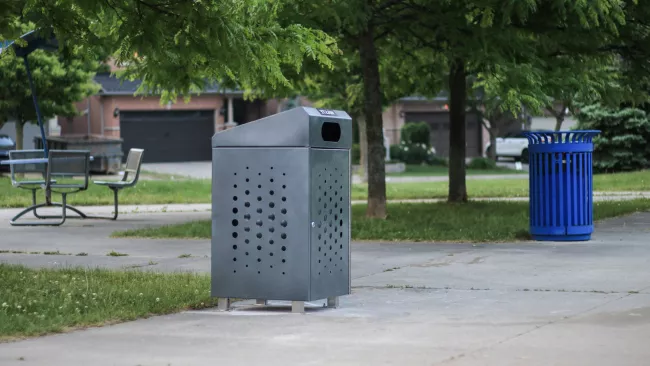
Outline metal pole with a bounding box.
[22,55,48,157]
[227,96,234,123]
[23,55,51,205]
[100,96,105,136]
[87,97,91,136]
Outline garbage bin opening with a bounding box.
[321,122,341,142]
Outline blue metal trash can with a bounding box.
[522,130,601,241]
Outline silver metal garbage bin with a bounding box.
[211,106,352,313]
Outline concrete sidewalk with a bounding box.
[0,209,649,365]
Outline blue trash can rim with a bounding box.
[522,130,600,144]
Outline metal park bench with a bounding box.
[8,149,88,221]
[10,150,91,226]
[7,148,145,225]
[91,148,145,220]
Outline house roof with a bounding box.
[94,73,244,96]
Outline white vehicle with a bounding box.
[485,131,541,163]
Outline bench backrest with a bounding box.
[8,150,47,184]
[122,148,144,186]
[45,150,90,190]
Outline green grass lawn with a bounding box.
[355,170,650,200]
[1,170,648,208]
[0,177,212,208]
[111,199,650,242]
[387,164,525,177]
[0,264,216,340]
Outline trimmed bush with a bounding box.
[389,144,403,162]
[468,157,498,170]
[401,122,431,145]
[576,105,650,173]
[390,142,438,165]
[390,122,440,165]
[429,155,448,167]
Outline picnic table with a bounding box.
[3,149,143,226]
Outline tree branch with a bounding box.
[480,117,496,139]
[375,0,407,12]
[545,105,559,118]
[136,0,179,17]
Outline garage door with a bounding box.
[120,110,214,163]
[404,112,482,157]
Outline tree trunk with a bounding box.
[554,115,565,131]
[14,120,25,178]
[448,58,468,203]
[480,118,498,161]
[357,114,368,183]
[488,126,498,161]
[358,26,387,218]
[15,120,24,150]
[547,103,567,132]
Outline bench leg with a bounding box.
[10,193,68,227]
[25,187,120,222]
[81,188,119,220]
[31,202,87,220]
[26,188,87,220]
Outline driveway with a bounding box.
[142,161,212,179]
[0,207,649,365]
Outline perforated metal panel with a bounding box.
[210,106,352,303]
[212,148,311,300]
[309,149,350,300]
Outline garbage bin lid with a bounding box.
[522,130,600,144]
[211,106,352,149]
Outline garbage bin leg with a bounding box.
[291,301,305,314]
[217,298,231,311]
[327,296,339,308]
[256,299,267,305]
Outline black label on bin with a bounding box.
[317,108,336,116]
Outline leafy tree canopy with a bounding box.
[0,23,99,149]
[1,0,339,103]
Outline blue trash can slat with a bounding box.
[587,154,594,222]
[551,152,557,226]
[576,154,585,226]
[583,153,588,225]
[522,130,600,241]
[545,153,551,227]
[530,152,535,226]
[558,153,567,225]
[572,153,578,227]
